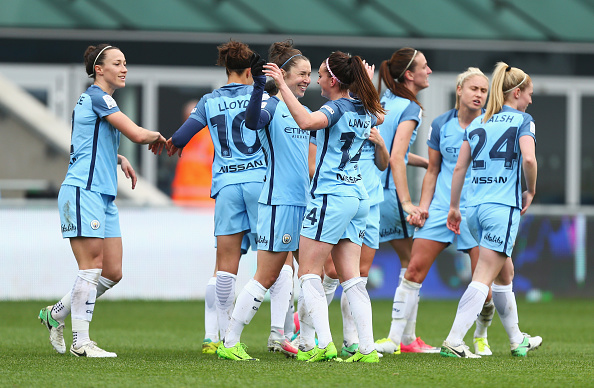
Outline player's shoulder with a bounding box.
[432,108,457,129]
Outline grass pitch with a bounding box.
[1,299,593,387]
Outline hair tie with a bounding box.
[89,45,112,78]
[505,66,512,72]
[399,49,418,79]
[280,54,302,69]
[326,57,344,85]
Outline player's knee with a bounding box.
[404,264,427,284]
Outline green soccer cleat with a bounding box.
[473,337,492,356]
[202,338,221,354]
[341,342,359,358]
[297,346,318,361]
[511,334,542,357]
[216,342,259,361]
[39,306,66,354]
[440,341,481,358]
[374,338,401,354]
[306,341,338,362]
[344,349,380,363]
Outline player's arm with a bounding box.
[168,117,207,157]
[447,141,471,234]
[519,135,537,215]
[407,152,429,169]
[117,154,137,189]
[368,127,389,171]
[106,111,164,145]
[418,147,441,211]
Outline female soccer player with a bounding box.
[382,67,496,357]
[442,62,541,358]
[38,43,166,357]
[216,40,312,361]
[266,51,385,363]
[373,47,438,354]
[167,40,266,347]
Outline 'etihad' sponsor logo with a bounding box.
[380,227,402,238]
[61,224,77,233]
[472,176,508,184]
[219,159,265,173]
[284,127,309,135]
[484,232,503,246]
[256,235,269,245]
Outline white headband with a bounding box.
[90,45,112,78]
[399,49,417,79]
[504,74,528,93]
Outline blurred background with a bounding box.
[0,0,591,300]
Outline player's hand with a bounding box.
[148,134,166,155]
[166,138,183,157]
[521,190,535,215]
[120,156,137,189]
[263,63,285,89]
[250,52,266,77]
[362,59,375,81]
[447,208,461,234]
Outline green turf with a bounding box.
[1,299,593,387]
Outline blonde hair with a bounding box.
[483,62,531,123]
[454,67,488,110]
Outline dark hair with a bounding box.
[264,79,279,96]
[377,47,423,109]
[216,40,253,75]
[325,51,385,117]
[84,44,119,79]
[268,39,309,72]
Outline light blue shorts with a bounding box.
[466,203,520,257]
[58,184,120,239]
[213,182,261,236]
[257,203,305,252]
[413,207,478,251]
[301,194,369,246]
[379,188,415,242]
[362,203,380,249]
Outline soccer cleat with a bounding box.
[510,333,542,357]
[297,346,318,361]
[268,337,298,357]
[216,342,259,361]
[374,338,401,354]
[38,306,66,354]
[440,341,481,358]
[306,341,338,362]
[473,337,492,356]
[344,349,380,363]
[400,337,440,353]
[341,341,359,358]
[70,341,117,358]
[202,338,220,354]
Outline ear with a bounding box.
[513,88,521,99]
[456,85,462,97]
[245,68,252,79]
[404,69,414,82]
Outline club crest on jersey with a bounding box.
[282,234,292,244]
[90,220,101,230]
[102,95,118,109]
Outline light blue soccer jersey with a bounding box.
[62,85,121,196]
[377,90,422,189]
[427,108,475,210]
[310,98,377,199]
[189,83,266,197]
[257,97,310,206]
[464,105,536,209]
[358,139,383,206]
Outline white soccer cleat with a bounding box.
[474,337,493,356]
[38,305,66,354]
[440,341,481,358]
[374,338,401,354]
[70,341,117,358]
[511,333,542,357]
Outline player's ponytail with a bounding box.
[484,62,531,123]
[377,47,423,109]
